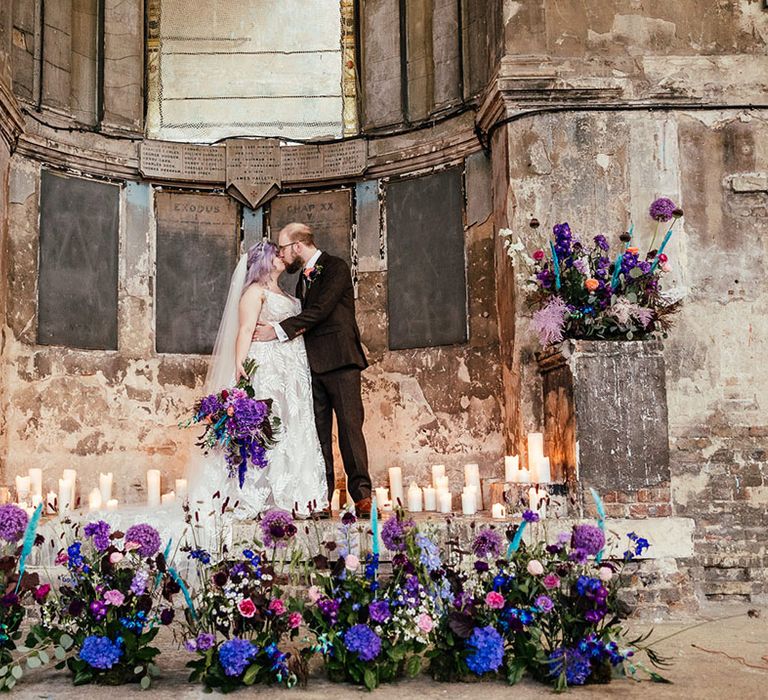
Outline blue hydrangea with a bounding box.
[219,638,258,677]
[548,647,592,685]
[343,624,382,661]
[465,626,505,675]
[78,635,123,670]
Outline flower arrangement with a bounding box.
[28,521,179,687]
[183,357,281,487]
[179,542,301,692]
[300,511,438,690]
[501,198,684,345]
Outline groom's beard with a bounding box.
[284,259,303,274]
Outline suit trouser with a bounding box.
[311,367,371,503]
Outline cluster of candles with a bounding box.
[505,432,552,518]
[146,469,187,507]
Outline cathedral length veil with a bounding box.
[186,253,247,502]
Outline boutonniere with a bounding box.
[303,264,323,286]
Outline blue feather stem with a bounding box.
[650,227,674,273]
[15,503,43,593]
[610,252,623,290]
[589,488,607,564]
[506,520,527,559]
[169,566,197,621]
[549,241,561,291]
[371,495,379,556]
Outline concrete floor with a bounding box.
[14,604,768,699]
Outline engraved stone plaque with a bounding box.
[226,139,281,209]
[139,140,226,182]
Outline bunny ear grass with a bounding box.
[15,502,43,593]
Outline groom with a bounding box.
[252,222,374,518]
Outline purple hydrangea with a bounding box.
[548,647,591,685]
[465,626,505,675]
[84,520,111,551]
[260,509,297,548]
[648,197,677,222]
[125,523,161,557]
[343,624,382,661]
[368,600,391,623]
[472,528,503,559]
[381,515,415,552]
[0,504,28,542]
[571,524,605,556]
[218,637,258,677]
[79,635,123,670]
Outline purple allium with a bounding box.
[649,197,677,222]
[79,635,123,670]
[465,626,505,675]
[531,296,569,346]
[381,515,415,552]
[368,600,391,623]
[535,595,554,613]
[522,509,540,523]
[130,569,149,595]
[218,637,258,677]
[0,504,28,542]
[571,524,605,556]
[472,528,503,559]
[125,523,161,557]
[260,509,296,548]
[84,520,111,551]
[548,647,591,686]
[344,624,382,661]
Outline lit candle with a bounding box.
[375,487,389,505]
[28,468,43,499]
[99,472,113,503]
[517,467,532,484]
[106,499,118,511]
[175,479,188,500]
[88,488,102,511]
[461,489,476,515]
[45,491,57,515]
[491,503,506,519]
[161,491,176,505]
[381,499,394,512]
[504,455,520,483]
[407,483,423,512]
[431,464,446,488]
[146,469,161,507]
[438,489,452,513]
[388,467,403,508]
[58,478,72,513]
[15,475,30,503]
[423,486,436,511]
[331,489,340,511]
[528,433,544,466]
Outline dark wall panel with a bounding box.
[386,168,466,350]
[155,193,238,354]
[38,170,119,350]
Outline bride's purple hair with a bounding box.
[244,240,278,289]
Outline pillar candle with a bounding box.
[331,489,340,511]
[31,493,42,507]
[88,488,102,511]
[381,499,394,512]
[504,455,520,483]
[464,463,482,510]
[431,464,446,488]
[435,476,449,491]
[407,483,423,512]
[46,491,57,515]
[423,486,436,511]
[517,467,532,484]
[58,478,72,513]
[461,489,476,515]
[175,479,188,500]
[375,487,389,505]
[438,489,452,513]
[528,433,544,466]
[146,469,161,507]
[99,472,113,503]
[106,499,118,510]
[388,467,403,507]
[28,468,43,499]
[15,475,30,502]
[536,457,552,484]
[491,503,506,519]
[161,491,175,505]
[63,469,77,507]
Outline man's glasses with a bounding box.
[278,242,297,252]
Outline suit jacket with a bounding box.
[279,252,368,375]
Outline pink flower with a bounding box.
[485,591,505,609]
[238,598,256,618]
[598,566,613,582]
[542,573,560,590]
[33,584,51,603]
[345,554,360,570]
[532,249,545,261]
[307,585,322,604]
[288,611,302,629]
[104,589,125,606]
[109,552,124,564]
[124,541,141,552]
[55,550,68,565]
[661,262,671,273]
[417,613,434,633]
[269,598,286,616]
[527,559,544,576]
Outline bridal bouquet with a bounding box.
[501,198,683,346]
[185,358,281,487]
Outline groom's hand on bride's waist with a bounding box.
[253,323,278,342]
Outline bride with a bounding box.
[187,240,328,519]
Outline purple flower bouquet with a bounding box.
[184,358,281,487]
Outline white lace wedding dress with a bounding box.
[191,289,328,520]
